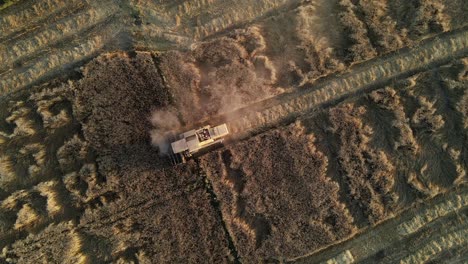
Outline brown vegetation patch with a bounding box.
[338,0,378,61]
[397,67,467,192]
[329,104,397,224]
[200,122,355,261]
[368,87,418,154]
[458,89,468,130]
[388,0,450,39]
[78,157,233,263]
[2,136,233,262]
[68,50,234,262]
[4,221,75,263]
[74,51,170,154]
[258,1,347,85]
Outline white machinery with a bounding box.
[169,123,229,163]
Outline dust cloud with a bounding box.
[149,109,181,155]
[157,28,283,128]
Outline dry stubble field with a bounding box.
[0,0,467,263]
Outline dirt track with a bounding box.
[190,27,468,142]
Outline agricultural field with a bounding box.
[0,0,467,263]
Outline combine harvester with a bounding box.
[168,123,229,164]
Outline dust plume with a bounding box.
[158,29,282,126]
[149,109,181,155]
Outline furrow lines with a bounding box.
[0,5,118,72]
[292,188,468,263]
[137,25,194,50]
[191,0,291,40]
[398,191,468,236]
[133,0,298,49]
[399,227,468,264]
[0,0,88,39]
[0,35,106,93]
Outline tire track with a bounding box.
[191,27,468,141]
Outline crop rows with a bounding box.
[399,225,468,264]
[0,35,106,93]
[371,207,468,264]
[134,0,295,49]
[190,0,292,39]
[294,187,468,263]
[0,4,118,70]
[398,188,468,236]
[0,0,126,94]
[223,29,468,139]
[0,0,87,39]
[136,25,193,50]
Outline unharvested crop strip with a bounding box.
[148,52,189,127]
[79,198,163,231]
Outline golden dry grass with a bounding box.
[13,203,43,230]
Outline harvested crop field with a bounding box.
[0,0,467,263]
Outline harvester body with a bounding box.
[169,123,229,163]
